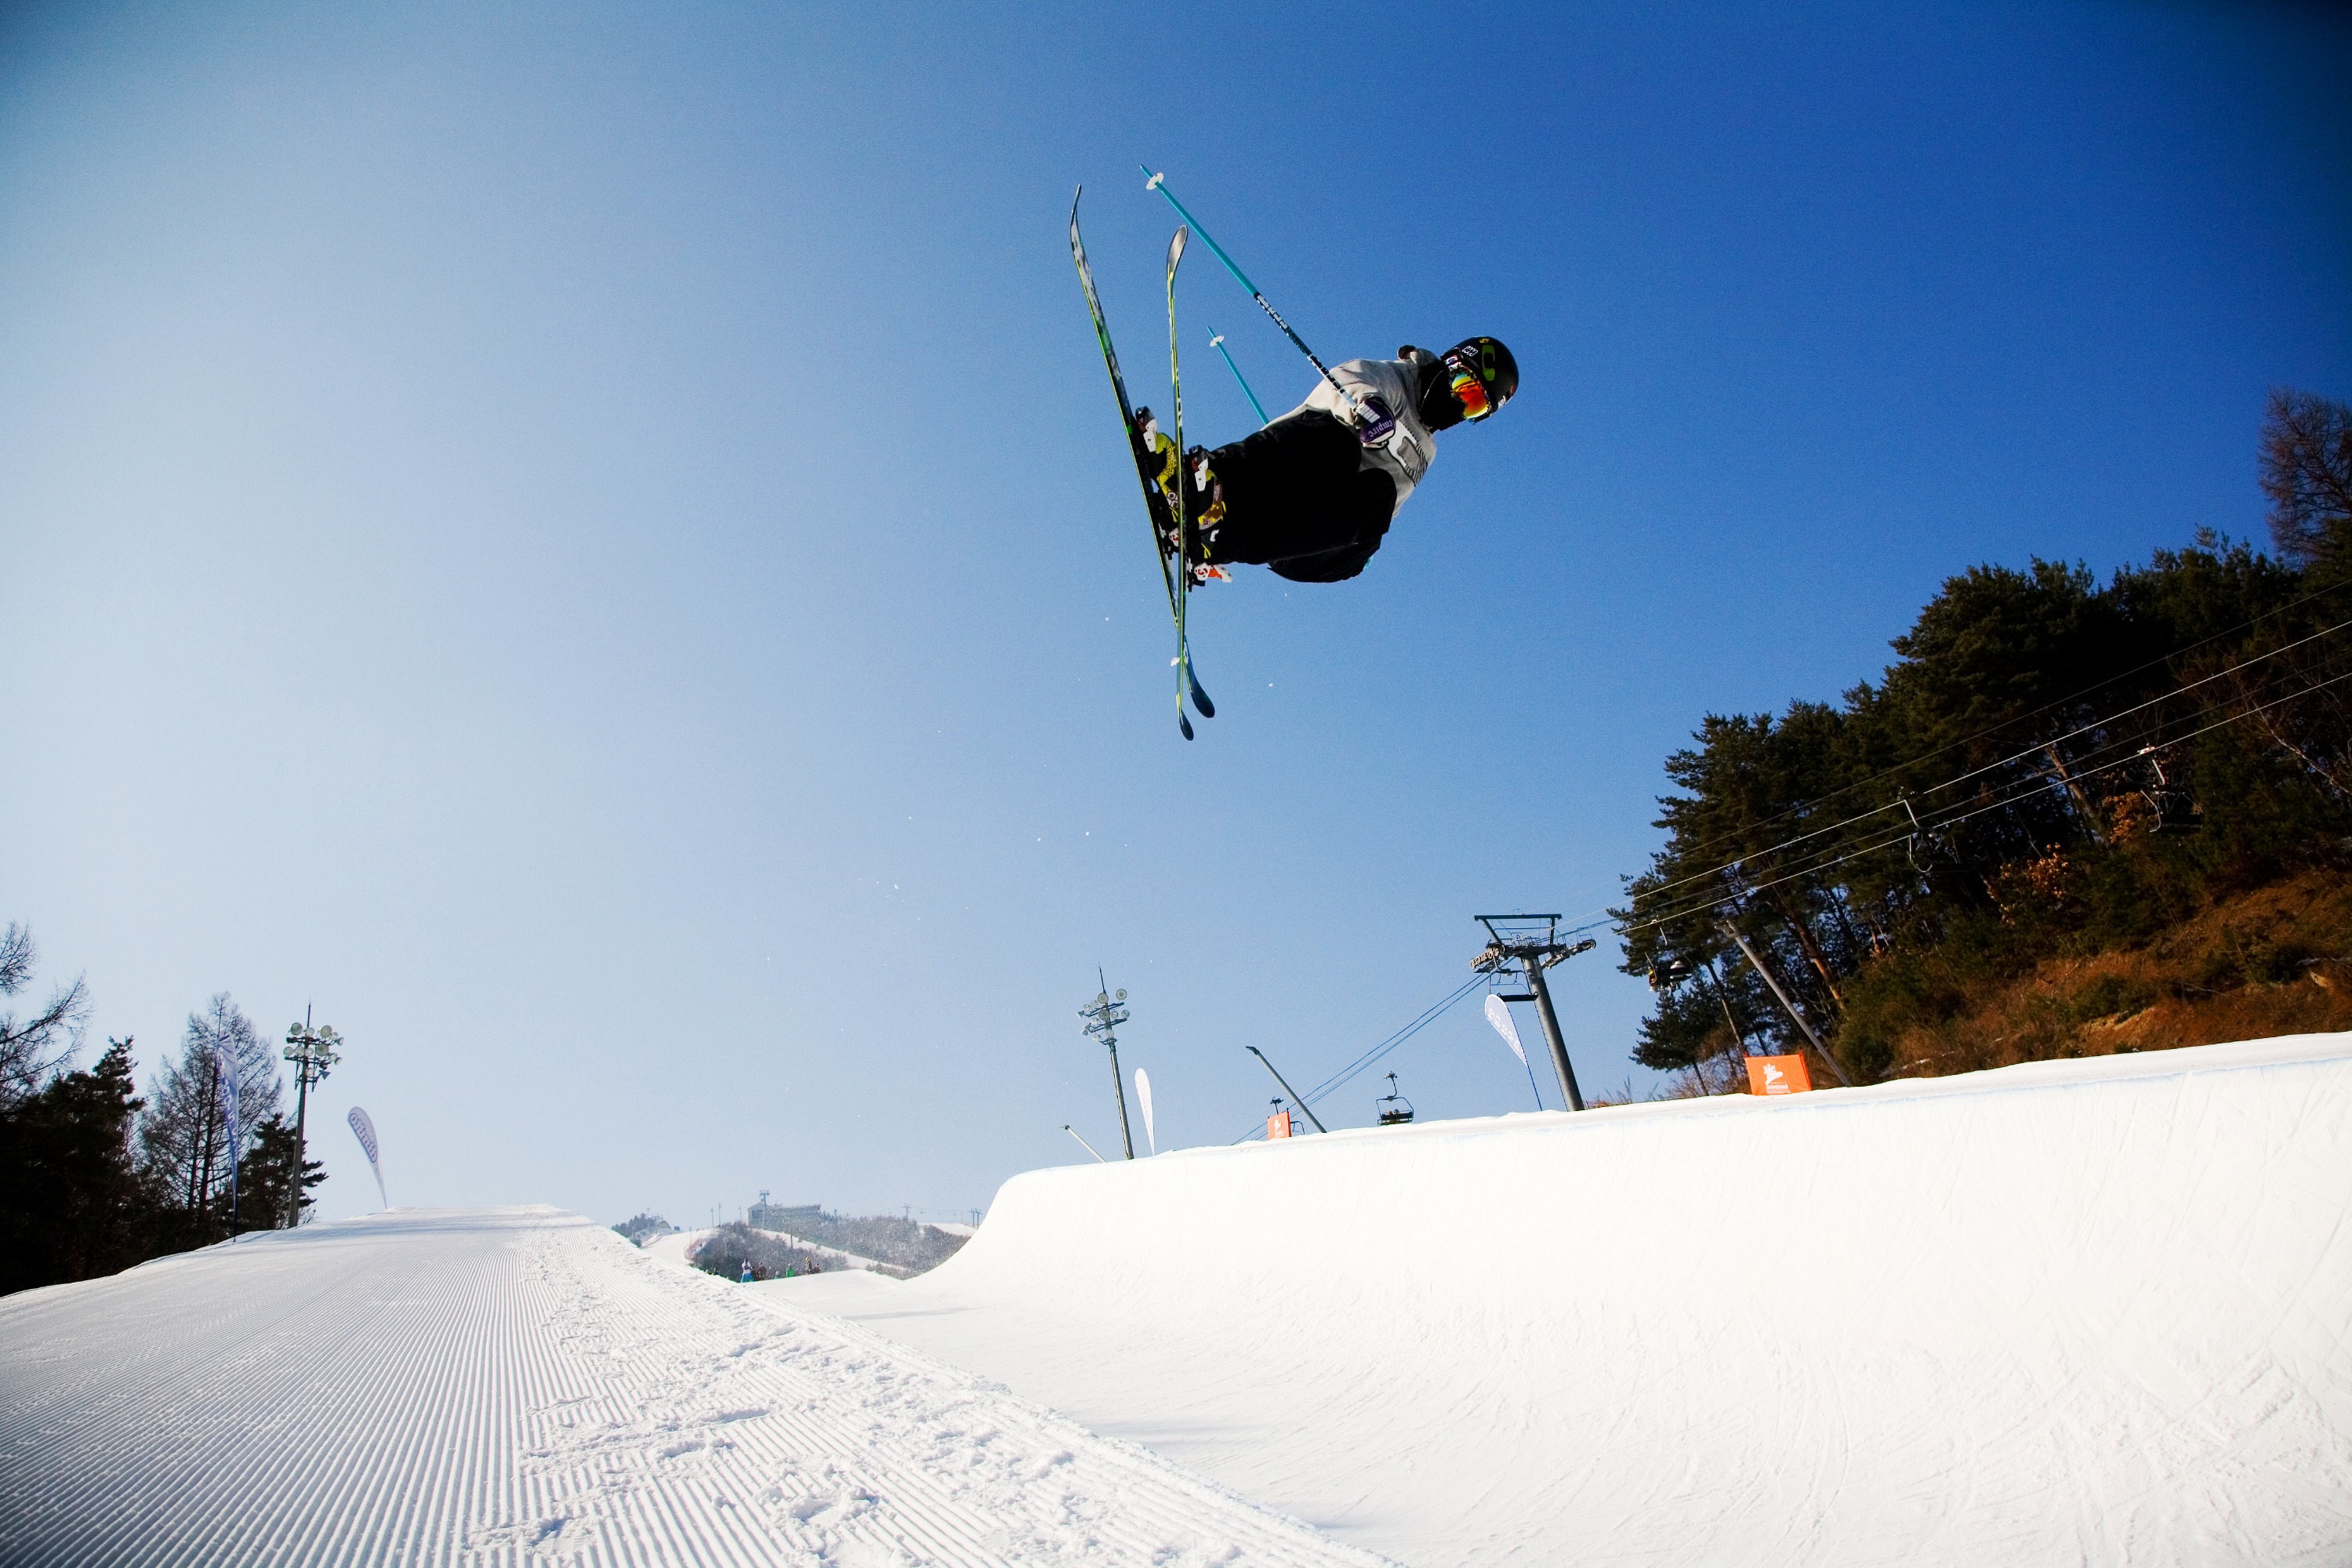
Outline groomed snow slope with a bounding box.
[806,1033,2352,1568]
[0,1207,1392,1566]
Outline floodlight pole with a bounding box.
[1474,915,1598,1112]
[1105,1039,1134,1158]
[281,1006,343,1227]
[1078,972,1137,1159]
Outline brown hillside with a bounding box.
[1882,869,2352,1078]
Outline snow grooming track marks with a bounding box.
[811,1033,2352,1568]
[0,1207,1397,1567]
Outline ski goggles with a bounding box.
[1444,346,1498,421]
[1448,364,1495,421]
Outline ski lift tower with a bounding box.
[1472,914,1597,1112]
[1078,973,1138,1160]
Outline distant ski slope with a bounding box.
[804,1033,2352,1568]
[0,1207,1392,1566]
[641,1224,891,1275]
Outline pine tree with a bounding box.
[0,1038,147,1294]
[241,1114,324,1229]
[1618,430,2352,1083]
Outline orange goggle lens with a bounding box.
[1450,368,1493,420]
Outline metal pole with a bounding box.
[1062,1124,1108,1163]
[1522,959,1586,1112]
[290,1053,310,1227]
[1723,925,1853,1086]
[1078,975,1139,1159]
[1245,1047,1328,1134]
[1142,168,1382,434]
[1703,958,1751,1056]
[1692,956,1750,1095]
[1209,331,1269,425]
[1106,1039,1135,1158]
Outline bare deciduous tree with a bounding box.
[0,924,90,1109]
[2260,388,2352,570]
[136,994,283,1240]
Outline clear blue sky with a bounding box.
[4,2,2346,1225]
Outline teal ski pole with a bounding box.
[1209,331,1269,426]
[1143,166,1361,419]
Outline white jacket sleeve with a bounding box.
[1294,357,1435,506]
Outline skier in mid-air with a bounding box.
[1069,174,1516,735]
[1137,335,1517,583]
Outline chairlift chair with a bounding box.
[2136,748,2203,834]
[1376,1073,1415,1126]
[1900,794,1956,872]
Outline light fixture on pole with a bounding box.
[281,1007,343,1226]
[1078,971,1138,1159]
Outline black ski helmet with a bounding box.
[1442,336,1518,419]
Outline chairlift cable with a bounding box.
[1203,661,2352,1145]
[1612,663,2352,941]
[1640,586,2352,877]
[1556,624,2352,942]
[1226,971,1490,1144]
[1615,614,2352,927]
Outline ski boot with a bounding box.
[1137,409,1180,510]
[1136,409,1192,564]
[1183,448,1231,583]
[1163,445,1229,572]
[1185,446,1227,533]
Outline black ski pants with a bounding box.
[1204,410,1397,583]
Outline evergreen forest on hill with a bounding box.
[1619,390,2352,1088]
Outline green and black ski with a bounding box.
[1069,187,1213,739]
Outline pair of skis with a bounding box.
[1069,187,1214,739]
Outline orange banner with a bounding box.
[1266,1109,1294,1140]
[1746,1054,1813,1096]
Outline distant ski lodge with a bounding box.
[749,1197,822,1232]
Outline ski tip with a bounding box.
[1191,686,1215,720]
[1178,711,1195,741]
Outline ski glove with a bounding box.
[1353,395,1398,448]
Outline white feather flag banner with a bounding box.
[1134,1068,1156,1155]
[1486,994,1527,1065]
[347,1105,387,1209]
[213,1043,242,1224]
[1488,995,1548,1112]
